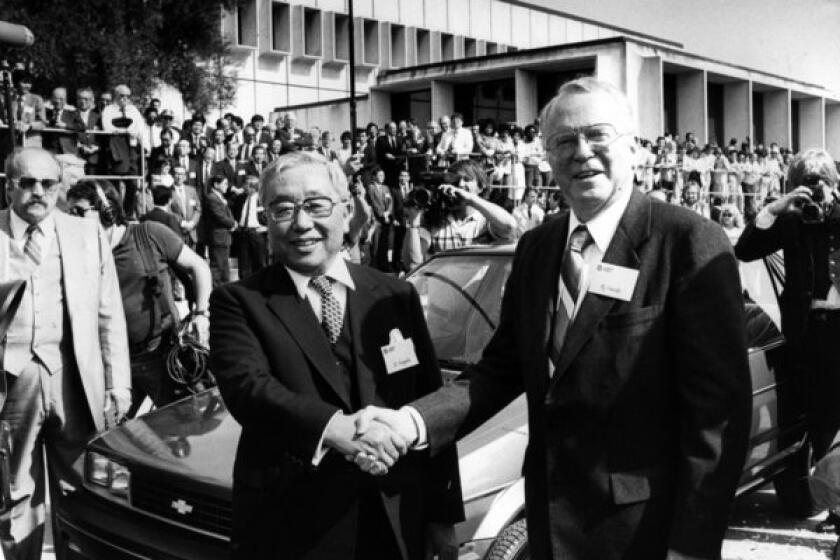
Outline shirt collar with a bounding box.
[284,256,355,299]
[568,185,633,254]
[10,208,56,242]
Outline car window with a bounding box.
[739,252,784,349]
[407,254,512,366]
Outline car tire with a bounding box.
[774,440,820,519]
[485,519,529,560]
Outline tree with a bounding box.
[0,0,243,112]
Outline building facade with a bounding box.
[220,0,840,153]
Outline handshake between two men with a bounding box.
[323,406,418,475]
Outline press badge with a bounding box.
[381,329,419,374]
[588,263,639,301]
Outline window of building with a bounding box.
[362,19,379,65]
[391,24,406,67]
[486,42,498,55]
[270,1,291,53]
[417,28,431,64]
[464,38,477,58]
[303,8,322,57]
[237,0,258,48]
[333,13,350,61]
[441,33,454,61]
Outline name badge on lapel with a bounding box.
[381,329,419,374]
[588,263,639,302]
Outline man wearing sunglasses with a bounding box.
[357,77,751,560]
[0,148,130,560]
[209,151,462,560]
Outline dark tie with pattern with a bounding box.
[548,225,592,371]
[310,276,343,344]
[24,223,43,266]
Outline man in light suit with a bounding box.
[209,151,462,560]
[0,148,131,560]
[170,165,202,248]
[357,78,752,560]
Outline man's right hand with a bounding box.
[323,412,408,471]
[764,185,817,216]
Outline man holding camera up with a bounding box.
[403,160,516,270]
[736,148,840,532]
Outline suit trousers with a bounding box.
[802,309,840,461]
[235,229,267,280]
[209,245,231,287]
[0,358,93,560]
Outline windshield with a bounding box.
[407,254,512,367]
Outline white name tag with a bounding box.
[189,171,196,178]
[380,329,419,374]
[588,262,639,302]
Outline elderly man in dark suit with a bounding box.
[209,151,463,560]
[74,87,102,173]
[356,77,752,560]
[43,87,85,156]
[203,175,236,286]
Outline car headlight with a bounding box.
[85,451,131,499]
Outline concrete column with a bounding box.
[826,102,840,158]
[515,69,539,125]
[629,56,663,141]
[369,89,392,125]
[430,80,454,120]
[675,70,707,144]
[798,97,825,150]
[763,89,790,149]
[723,81,750,147]
[595,53,624,90]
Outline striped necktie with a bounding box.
[24,223,43,267]
[310,276,343,344]
[548,225,592,371]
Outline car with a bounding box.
[53,244,813,560]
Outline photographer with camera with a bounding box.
[403,159,516,270]
[735,148,840,533]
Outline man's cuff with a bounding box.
[403,406,429,450]
[754,208,777,230]
[312,410,342,466]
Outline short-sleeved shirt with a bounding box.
[113,222,184,349]
[430,212,492,254]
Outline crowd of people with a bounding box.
[0,67,806,284]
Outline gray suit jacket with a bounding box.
[0,210,131,432]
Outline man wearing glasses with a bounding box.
[208,151,462,560]
[356,78,751,560]
[0,148,131,560]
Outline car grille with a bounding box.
[130,473,232,537]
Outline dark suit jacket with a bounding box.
[202,191,235,247]
[734,206,840,346]
[209,264,463,560]
[140,207,182,236]
[413,190,752,560]
[195,159,216,195]
[375,135,405,186]
[77,109,102,168]
[212,159,238,188]
[43,108,85,155]
[276,127,306,153]
[148,146,176,170]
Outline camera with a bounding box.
[800,174,830,224]
[404,170,461,209]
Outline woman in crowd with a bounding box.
[717,203,744,244]
[66,179,212,417]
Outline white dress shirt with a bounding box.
[10,210,56,255]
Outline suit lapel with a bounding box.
[547,190,651,392]
[264,266,353,410]
[0,211,11,280]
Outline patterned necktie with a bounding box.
[310,276,343,344]
[548,225,593,371]
[24,223,43,266]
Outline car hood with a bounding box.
[89,389,239,489]
[456,393,528,502]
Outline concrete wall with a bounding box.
[798,97,825,150]
[723,81,751,147]
[431,80,454,119]
[675,70,707,143]
[625,51,663,141]
[763,89,791,149]
[827,103,840,158]
[515,69,539,125]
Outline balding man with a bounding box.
[357,77,752,560]
[0,148,131,560]
[43,87,85,156]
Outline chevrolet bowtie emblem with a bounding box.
[171,498,194,515]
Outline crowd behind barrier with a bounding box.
[0,76,824,278]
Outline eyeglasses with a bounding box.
[546,123,627,160]
[68,206,96,217]
[267,197,342,222]
[13,177,60,192]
